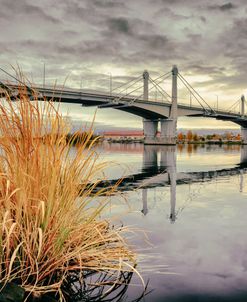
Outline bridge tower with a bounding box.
[160,65,178,145]
[143,70,158,144]
[143,66,178,145]
[241,95,247,144]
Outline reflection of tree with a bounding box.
[177,143,184,153]
[193,144,198,153]
[223,145,241,152]
[187,143,193,155]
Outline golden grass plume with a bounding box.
[0,82,136,300]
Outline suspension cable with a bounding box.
[0,67,33,92]
[152,71,172,83]
[177,74,207,111]
[111,75,142,93]
[113,84,144,103]
[178,72,213,111]
[226,98,241,113]
[111,76,143,99]
[114,71,172,104]
[178,73,214,113]
[149,76,171,101]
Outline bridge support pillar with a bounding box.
[241,127,247,144]
[143,119,159,144]
[160,119,176,145]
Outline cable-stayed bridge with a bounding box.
[1,65,247,144]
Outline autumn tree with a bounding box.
[177,132,184,141]
[225,132,232,141]
[186,130,193,142]
[236,133,241,141]
[193,133,199,141]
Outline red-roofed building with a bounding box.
[103,130,144,138]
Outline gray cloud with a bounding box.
[208,2,237,11]
[0,0,246,103]
[107,18,132,35]
[0,0,60,24]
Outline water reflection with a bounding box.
[94,143,247,301]
[140,145,247,223]
[90,143,247,301]
[96,144,247,224]
[28,270,148,302]
[141,189,148,215]
[63,270,148,302]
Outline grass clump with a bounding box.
[0,84,136,300]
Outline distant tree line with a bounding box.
[177,130,241,143]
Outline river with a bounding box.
[85,143,247,302]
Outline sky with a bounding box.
[0,0,247,131]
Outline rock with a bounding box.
[0,283,25,302]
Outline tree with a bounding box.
[236,133,241,141]
[193,133,199,141]
[186,130,193,142]
[225,132,232,141]
[177,132,184,141]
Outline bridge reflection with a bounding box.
[94,144,247,223]
[140,145,247,223]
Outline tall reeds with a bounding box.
[0,83,136,300]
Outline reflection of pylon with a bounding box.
[240,169,244,193]
[169,212,176,223]
[141,189,148,216]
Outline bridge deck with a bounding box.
[2,83,247,123]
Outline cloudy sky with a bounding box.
[0,0,247,130]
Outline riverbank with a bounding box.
[104,138,243,145]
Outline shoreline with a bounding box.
[104,138,243,145]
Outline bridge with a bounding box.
[1,66,247,144]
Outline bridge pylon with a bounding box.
[240,95,247,144]
[143,66,178,145]
[241,127,247,144]
[160,65,178,145]
[241,95,245,118]
[143,70,159,144]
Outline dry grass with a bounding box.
[0,83,136,300]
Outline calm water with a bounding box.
[92,143,247,301]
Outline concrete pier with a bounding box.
[160,119,176,145]
[241,127,247,144]
[143,119,158,144]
